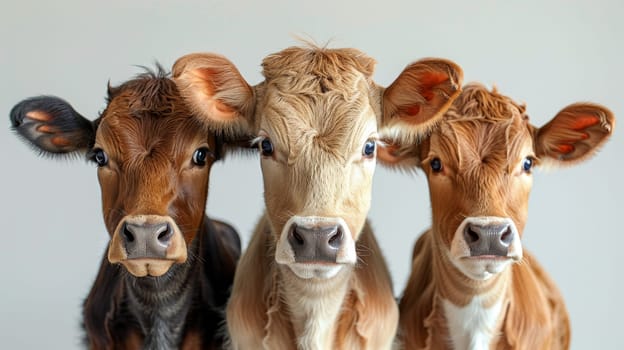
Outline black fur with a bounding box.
[10,96,95,154]
[82,216,240,349]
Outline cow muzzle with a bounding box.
[108,215,187,277]
[275,216,356,279]
[450,216,523,280]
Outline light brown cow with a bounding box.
[173,46,463,349]
[379,83,615,349]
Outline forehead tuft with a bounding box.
[434,84,533,171]
[103,65,189,120]
[258,46,379,162]
[446,83,527,123]
[261,45,376,94]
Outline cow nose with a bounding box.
[463,223,513,257]
[288,224,343,263]
[122,221,173,259]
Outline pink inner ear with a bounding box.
[26,110,53,122]
[420,71,450,100]
[51,136,71,147]
[402,105,421,116]
[399,71,450,117]
[195,68,218,90]
[571,115,600,130]
[556,144,575,154]
[36,125,57,134]
[377,143,402,164]
[214,100,235,114]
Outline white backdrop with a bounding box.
[1,1,621,349]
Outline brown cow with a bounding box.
[379,83,615,349]
[173,45,463,349]
[10,66,241,349]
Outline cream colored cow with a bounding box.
[174,46,463,350]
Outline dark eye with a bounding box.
[522,157,533,173]
[430,158,443,173]
[91,149,108,167]
[362,139,376,158]
[260,138,274,157]
[193,147,211,166]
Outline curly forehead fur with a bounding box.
[446,83,527,123]
[438,83,533,175]
[257,45,379,164]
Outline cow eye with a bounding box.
[362,139,376,158]
[192,147,211,166]
[522,157,533,173]
[260,138,274,157]
[90,149,108,167]
[430,158,443,173]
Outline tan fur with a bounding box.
[173,45,464,349]
[227,215,398,349]
[395,83,614,349]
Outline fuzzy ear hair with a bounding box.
[10,96,95,156]
[172,53,255,138]
[376,139,423,172]
[535,103,615,166]
[381,58,463,142]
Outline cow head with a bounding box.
[173,46,463,280]
[379,83,614,280]
[10,67,223,277]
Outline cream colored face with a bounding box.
[171,49,468,281]
[255,76,380,279]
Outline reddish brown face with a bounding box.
[420,113,532,280]
[10,72,220,277]
[95,85,217,277]
[413,84,615,281]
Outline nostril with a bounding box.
[465,226,479,243]
[123,223,135,243]
[328,229,343,249]
[292,229,305,246]
[157,224,173,244]
[500,226,513,244]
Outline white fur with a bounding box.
[449,216,523,280]
[288,264,343,280]
[283,272,351,350]
[442,296,504,350]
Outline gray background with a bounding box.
[1,0,621,348]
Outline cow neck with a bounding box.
[124,225,202,350]
[431,232,511,308]
[274,251,353,350]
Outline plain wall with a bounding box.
[1,0,621,348]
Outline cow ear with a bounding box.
[381,58,463,142]
[535,103,614,166]
[376,139,423,171]
[173,53,255,138]
[10,96,95,156]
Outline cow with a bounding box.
[10,66,242,349]
[172,45,464,349]
[378,83,615,349]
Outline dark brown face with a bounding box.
[95,83,218,277]
[9,71,220,278]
